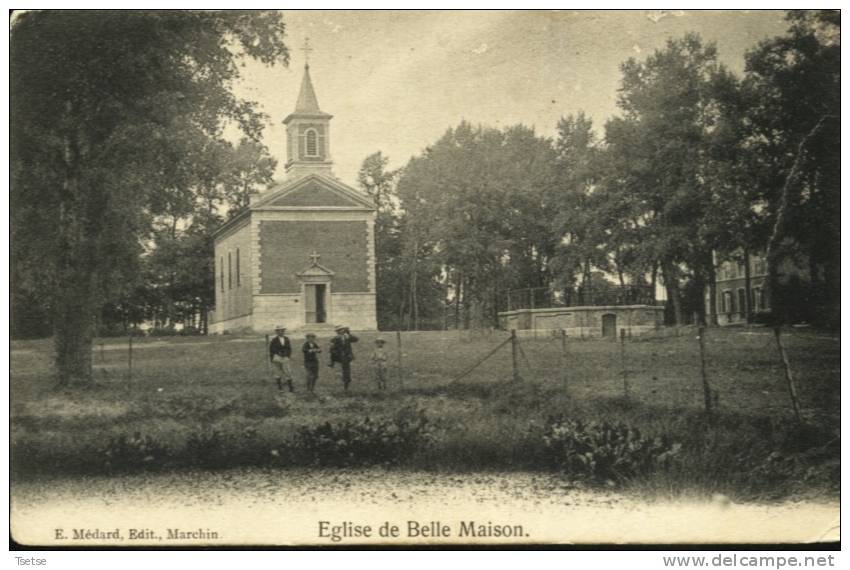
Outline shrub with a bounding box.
[183,425,267,469]
[102,432,169,471]
[290,406,431,467]
[542,416,682,484]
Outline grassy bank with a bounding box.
[10,327,840,501]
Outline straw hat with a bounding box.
[274,324,287,331]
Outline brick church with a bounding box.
[210,63,378,334]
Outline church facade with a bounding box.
[210,64,378,334]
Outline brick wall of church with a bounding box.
[259,220,370,293]
[212,221,253,324]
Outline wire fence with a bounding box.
[84,325,834,421]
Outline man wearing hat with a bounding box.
[329,325,359,391]
[302,332,322,393]
[269,324,294,392]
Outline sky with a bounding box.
[233,10,792,187]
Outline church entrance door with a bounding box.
[305,284,327,324]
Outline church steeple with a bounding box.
[294,64,322,114]
[283,46,334,178]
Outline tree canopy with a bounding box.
[11,10,289,383]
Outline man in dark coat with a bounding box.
[329,325,358,391]
[302,332,322,393]
[269,324,294,392]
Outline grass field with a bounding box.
[10,327,840,501]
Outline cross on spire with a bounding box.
[308,250,321,266]
[300,37,313,65]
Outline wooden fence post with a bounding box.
[265,334,271,382]
[560,329,568,393]
[619,328,629,398]
[773,326,802,424]
[511,329,520,382]
[127,334,133,390]
[697,326,714,421]
[396,330,404,390]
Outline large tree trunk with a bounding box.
[462,277,471,330]
[54,273,97,386]
[55,124,97,386]
[662,261,683,326]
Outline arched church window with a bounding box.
[305,128,319,157]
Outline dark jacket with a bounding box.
[329,333,359,365]
[269,335,292,361]
[302,341,322,365]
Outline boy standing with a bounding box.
[302,333,322,392]
[371,337,389,390]
[269,324,294,392]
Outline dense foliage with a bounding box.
[11,11,289,380]
[369,11,839,330]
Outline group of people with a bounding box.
[268,324,388,393]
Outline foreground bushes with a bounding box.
[289,406,431,467]
[542,416,682,484]
[10,399,839,499]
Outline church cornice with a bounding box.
[211,209,250,240]
[257,206,374,212]
[283,112,333,125]
[252,172,376,211]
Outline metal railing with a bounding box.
[505,285,658,311]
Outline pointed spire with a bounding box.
[295,64,322,113]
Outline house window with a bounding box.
[753,287,764,311]
[305,128,319,157]
[236,248,241,287]
[737,288,747,316]
[228,252,232,290]
[220,257,224,292]
[753,287,762,311]
[723,291,733,314]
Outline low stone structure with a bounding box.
[498,305,664,338]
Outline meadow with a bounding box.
[10,327,840,501]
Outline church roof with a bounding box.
[252,173,376,211]
[284,64,332,123]
[295,64,321,113]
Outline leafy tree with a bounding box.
[742,10,840,326]
[141,136,276,334]
[356,152,421,330]
[395,122,558,328]
[11,11,289,384]
[602,33,734,324]
[550,113,611,302]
